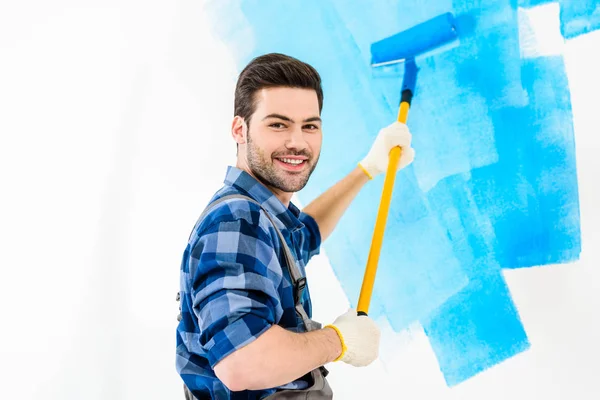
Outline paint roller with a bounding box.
[357,13,460,316]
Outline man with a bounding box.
[176,53,415,399]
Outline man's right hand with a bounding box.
[325,309,381,367]
[358,121,415,179]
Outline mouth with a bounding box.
[274,156,308,172]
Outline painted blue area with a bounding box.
[560,0,600,38]
[469,55,581,269]
[422,270,531,386]
[204,0,581,387]
[520,0,600,38]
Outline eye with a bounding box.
[303,124,320,131]
[269,122,286,129]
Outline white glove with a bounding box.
[325,309,381,367]
[358,121,415,179]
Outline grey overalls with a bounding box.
[181,194,334,399]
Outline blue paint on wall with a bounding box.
[560,0,600,38]
[422,269,531,386]
[204,0,581,387]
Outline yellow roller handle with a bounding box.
[357,101,410,315]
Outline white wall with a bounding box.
[0,1,598,399]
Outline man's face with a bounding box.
[236,87,322,194]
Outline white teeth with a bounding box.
[281,158,303,165]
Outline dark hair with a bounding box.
[234,53,324,126]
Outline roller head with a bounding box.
[370,12,459,67]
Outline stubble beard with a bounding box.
[246,134,319,194]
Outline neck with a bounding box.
[235,161,294,208]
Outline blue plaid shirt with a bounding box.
[176,166,322,399]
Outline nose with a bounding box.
[285,126,308,151]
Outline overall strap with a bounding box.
[196,194,319,332]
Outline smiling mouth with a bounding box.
[274,157,308,171]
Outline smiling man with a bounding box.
[176,53,415,399]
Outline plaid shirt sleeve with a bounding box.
[298,211,322,262]
[191,218,284,367]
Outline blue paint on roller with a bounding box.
[371,12,459,66]
[204,0,581,387]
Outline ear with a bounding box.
[231,116,247,145]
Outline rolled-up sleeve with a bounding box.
[190,218,283,367]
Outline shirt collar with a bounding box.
[223,166,305,232]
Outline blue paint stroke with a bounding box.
[560,0,600,38]
[420,54,579,385]
[520,0,600,38]
[422,270,531,386]
[203,0,581,387]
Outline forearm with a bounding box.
[214,325,342,391]
[303,166,369,241]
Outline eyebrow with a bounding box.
[262,113,322,123]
